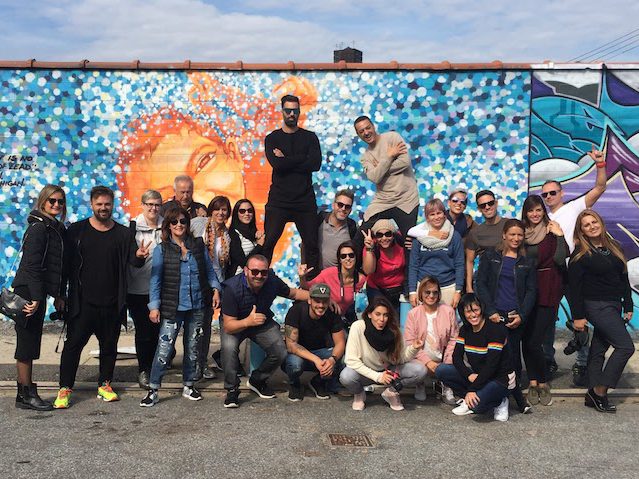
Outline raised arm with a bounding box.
[584,147,607,208]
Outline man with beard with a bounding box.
[220,254,309,408]
[262,95,322,275]
[54,186,148,409]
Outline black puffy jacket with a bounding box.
[12,210,66,301]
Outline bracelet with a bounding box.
[365,247,373,252]
[330,355,338,362]
[596,161,606,168]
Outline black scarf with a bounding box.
[363,317,395,352]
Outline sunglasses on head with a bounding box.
[541,190,559,199]
[248,268,269,277]
[450,198,467,205]
[477,200,496,210]
[339,252,355,259]
[375,231,393,238]
[47,198,65,206]
[423,290,439,297]
[283,107,300,115]
[238,207,254,215]
[170,218,188,225]
[335,201,352,211]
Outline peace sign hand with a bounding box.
[136,239,151,259]
[362,229,374,249]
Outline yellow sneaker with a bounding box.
[53,387,72,409]
[97,382,120,402]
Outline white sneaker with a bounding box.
[452,399,474,416]
[414,383,427,401]
[494,397,509,422]
[352,391,366,411]
[441,385,457,405]
[381,388,405,411]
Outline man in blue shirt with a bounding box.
[220,254,309,408]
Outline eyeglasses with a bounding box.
[375,231,393,238]
[335,201,353,211]
[339,252,355,259]
[248,268,269,277]
[47,198,65,206]
[450,198,467,206]
[169,218,188,225]
[144,202,161,209]
[238,208,254,215]
[423,290,439,297]
[477,200,496,210]
[283,107,300,115]
[541,190,560,199]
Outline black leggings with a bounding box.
[523,305,556,383]
[127,294,160,374]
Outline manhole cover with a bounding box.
[328,433,374,447]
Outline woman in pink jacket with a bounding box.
[404,276,459,405]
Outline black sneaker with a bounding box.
[224,389,240,408]
[140,389,159,407]
[182,386,202,401]
[246,377,276,399]
[288,384,304,402]
[572,364,587,388]
[309,375,330,400]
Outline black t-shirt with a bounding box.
[80,223,119,306]
[284,301,343,351]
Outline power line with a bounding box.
[568,27,639,62]
[606,41,639,61]
[584,33,639,62]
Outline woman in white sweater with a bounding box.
[340,296,426,411]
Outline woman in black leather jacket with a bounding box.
[11,184,67,411]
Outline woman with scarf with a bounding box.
[361,219,406,312]
[299,240,366,329]
[228,199,265,276]
[198,195,231,380]
[521,195,568,406]
[340,296,426,411]
[407,198,465,308]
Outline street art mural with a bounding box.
[0,66,636,323]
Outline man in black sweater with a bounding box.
[262,94,322,276]
[53,186,147,409]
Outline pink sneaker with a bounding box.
[382,388,404,411]
[352,391,366,411]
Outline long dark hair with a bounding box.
[336,240,360,300]
[161,207,191,242]
[361,296,403,364]
[521,195,549,229]
[230,198,257,241]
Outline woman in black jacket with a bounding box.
[11,184,67,411]
[569,209,634,413]
[476,218,537,412]
[228,199,264,276]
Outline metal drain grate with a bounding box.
[328,433,374,447]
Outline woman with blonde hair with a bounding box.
[11,184,67,410]
[568,209,634,413]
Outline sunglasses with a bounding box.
[47,198,65,206]
[375,231,393,238]
[144,202,161,208]
[170,218,188,225]
[339,252,355,259]
[335,201,353,211]
[238,208,254,215]
[283,107,300,115]
[423,290,439,297]
[450,198,467,206]
[541,190,560,199]
[477,200,496,210]
[248,268,269,277]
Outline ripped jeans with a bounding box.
[149,309,205,389]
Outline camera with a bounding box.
[563,320,589,355]
[49,311,65,321]
[385,369,403,392]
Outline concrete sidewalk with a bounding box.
[1,321,638,395]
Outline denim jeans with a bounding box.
[149,309,205,389]
[339,361,426,394]
[284,347,344,389]
[435,363,509,414]
[220,320,287,390]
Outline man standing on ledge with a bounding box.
[353,116,419,240]
[262,94,322,275]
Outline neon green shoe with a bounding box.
[97,382,120,402]
[53,387,72,409]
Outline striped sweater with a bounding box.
[452,320,513,391]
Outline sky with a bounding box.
[0,0,638,63]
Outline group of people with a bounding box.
[9,95,634,422]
